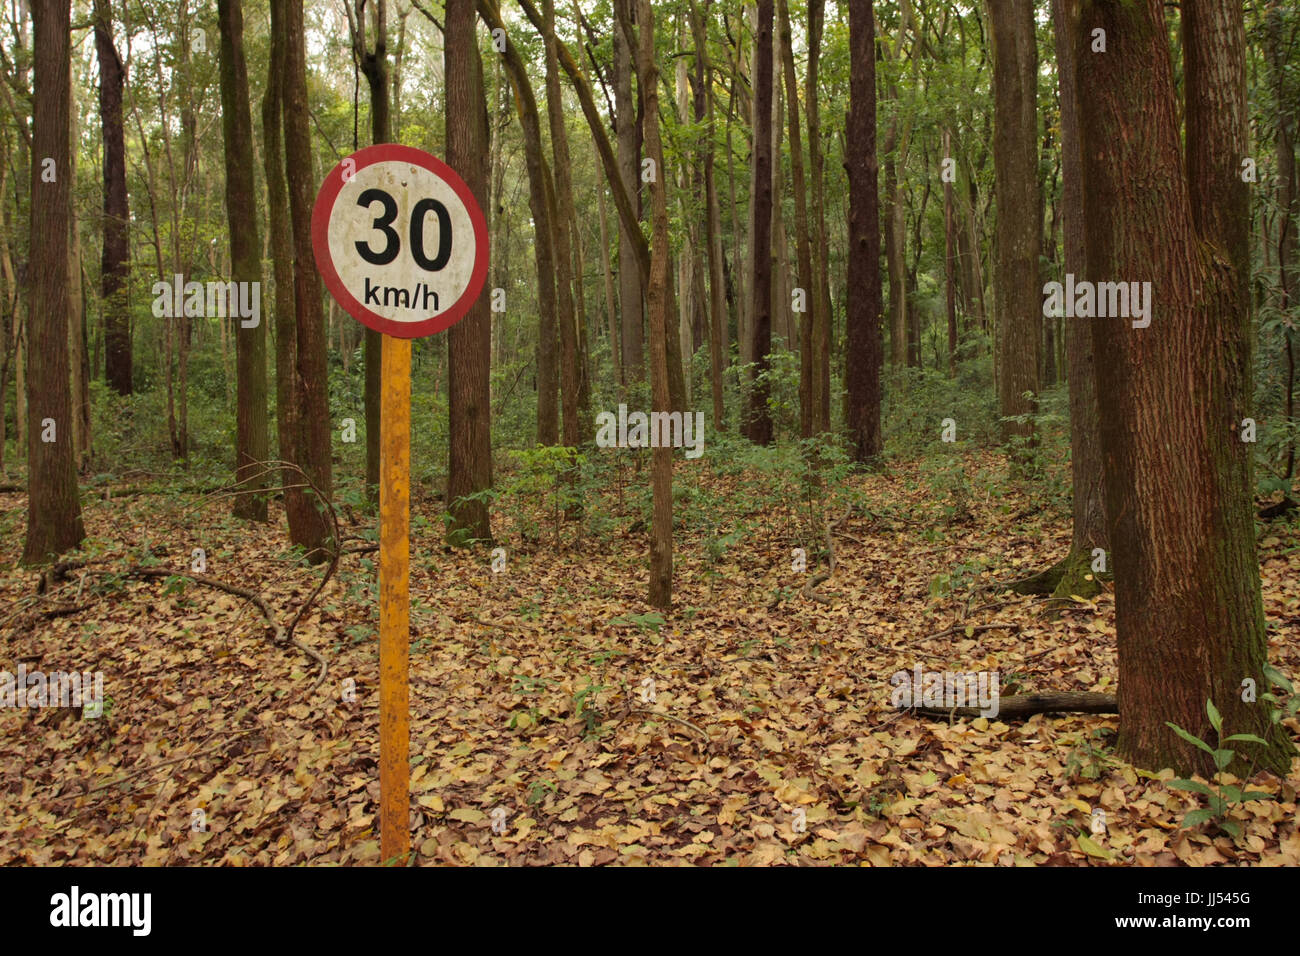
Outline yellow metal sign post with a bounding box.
[312,144,489,864]
[378,335,411,862]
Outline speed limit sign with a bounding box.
[312,143,488,864]
[311,143,489,338]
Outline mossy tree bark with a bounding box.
[1076,0,1294,776]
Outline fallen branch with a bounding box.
[1259,497,1297,520]
[911,691,1117,721]
[85,730,257,795]
[130,568,284,641]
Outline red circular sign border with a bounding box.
[311,143,489,339]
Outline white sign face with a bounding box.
[312,144,489,338]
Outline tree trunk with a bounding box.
[1051,0,1105,601]
[66,93,90,472]
[744,0,774,446]
[353,0,389,508]
[541,0,581,448]
[614,0,644,384]
[1267,4,1297,481]
[844,0,883,464]
[944,127,958,377]
[778,0,815,439]
[1076,0,1293,776]
[262,0,297,509]
[638,0,673,610]
[218,0,269,522]
[807,0,831,433]
[990,0,1041,450]
[23,0,84,566]
[280,0,333,561]
[445,0,493,545]
[883,149,907,368]
[477,0,558,445]
[93,0,131,395]
[690,0,726,430]
[597,145,622,387]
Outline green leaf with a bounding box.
[1222,733,1269,746]
[1181,808,1215,828]
[1219,784,1244,803]
[1213,748,1236,771]
[1076,835,1114,860]
[1218,820,1242,839]
[1206,699,1222,734]
[1165,721,1215,755]
[1262,663,1294,694]
[1167,779,1214,797]
[1241,791,1275,802]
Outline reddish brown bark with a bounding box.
[280,0,333,561]
[445,0,494,544]
[23,0,85,565]
[844,0,883,463]
[1077,0,1293,775]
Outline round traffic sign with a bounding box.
[311,143,489,339]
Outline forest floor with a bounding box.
[1,449,1298,866]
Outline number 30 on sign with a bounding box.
[311,143,489,339]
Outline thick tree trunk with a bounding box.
[638,0,673,610]
[844,0,883,464]
[218,0,269,522]
[445,0,493,544]
[23,0,84,566]
[744,0,775,446]
[1077,0,1293,776]
[280,0,333,561]
[990,0,1041,450]
[93,0,131,395]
